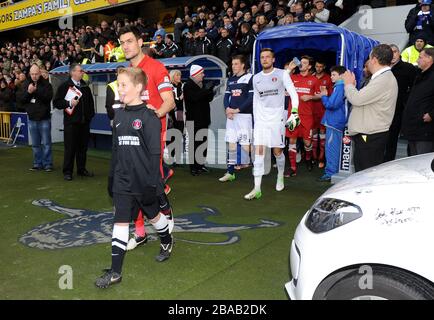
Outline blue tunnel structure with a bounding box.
[253,23,379,88]
[49,55,228,140]
[253,23,380,177]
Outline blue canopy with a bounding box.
[253,23,379,87]
[50,55,227,82]
[49,55,227,135]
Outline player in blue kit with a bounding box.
[219,55,254,182]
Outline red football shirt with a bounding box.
[135,55,173,176]
[135,54,172,110]
[313,73,333,115]
[288,73,318,117]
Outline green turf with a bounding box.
[0,144,329,300]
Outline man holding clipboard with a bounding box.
[53,63,95,181]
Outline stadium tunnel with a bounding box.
[253,23,379,87]
[252,23,379,180]
[49,55,228,151]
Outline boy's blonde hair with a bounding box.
[117,67,148,87]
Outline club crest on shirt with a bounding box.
[132,119,142,130]
[231,89,242,97]
[272,77,278,82]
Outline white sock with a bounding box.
[253,154,264,192]
[112,224,129,251]
[275,153,285,178]
[151,213,171,244]
[254,176,262,192]
[151,213,169,234]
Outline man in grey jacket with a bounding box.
[343,44,398,172]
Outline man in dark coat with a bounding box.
[402,47,434,155]
[97,20,117,46]
[17,64,54,171]
[183,64,215,175]
[53,63,95,181]
[193,28,215,56]
[216,28,235,67]
[405,0,434,46]
[237,23,256,65]
[384,44,418,161]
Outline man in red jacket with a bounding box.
[285,56,319,177]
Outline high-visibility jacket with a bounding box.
[108,80,121,109]
[104,41,115,62]
[109,46,126,62]
[106,80,122,122]
[81,58,90,82]
[401,44,433,66]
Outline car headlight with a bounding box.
[305,198,362,233]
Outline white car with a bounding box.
[285,153,434,300]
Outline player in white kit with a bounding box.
[244,48,300,200]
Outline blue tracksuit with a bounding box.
[223,73,254,113]
[224,73,254,168]
[320,80,347,177]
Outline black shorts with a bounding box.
[113,192,159,223]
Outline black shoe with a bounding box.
[78,169,94,177]
[306,160,313,172]
[198,166,210,173]
[190,169,200,176]
[29,166,42,171]
[155,237,174,262]
[64,174,72,181]
[95,269,122,289]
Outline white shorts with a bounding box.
[225,113,253,146]
[253,118,286,148]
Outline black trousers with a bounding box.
[384,112,402,162]
[187,125,208,172]
[408,141,434,156]
[63,122,90,175]
[353,131,389,172]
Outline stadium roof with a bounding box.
[50,55,227,80]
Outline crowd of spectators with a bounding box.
[0,0,426,112]
[0,0,360,111]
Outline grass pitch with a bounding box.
[0,145,329,299]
